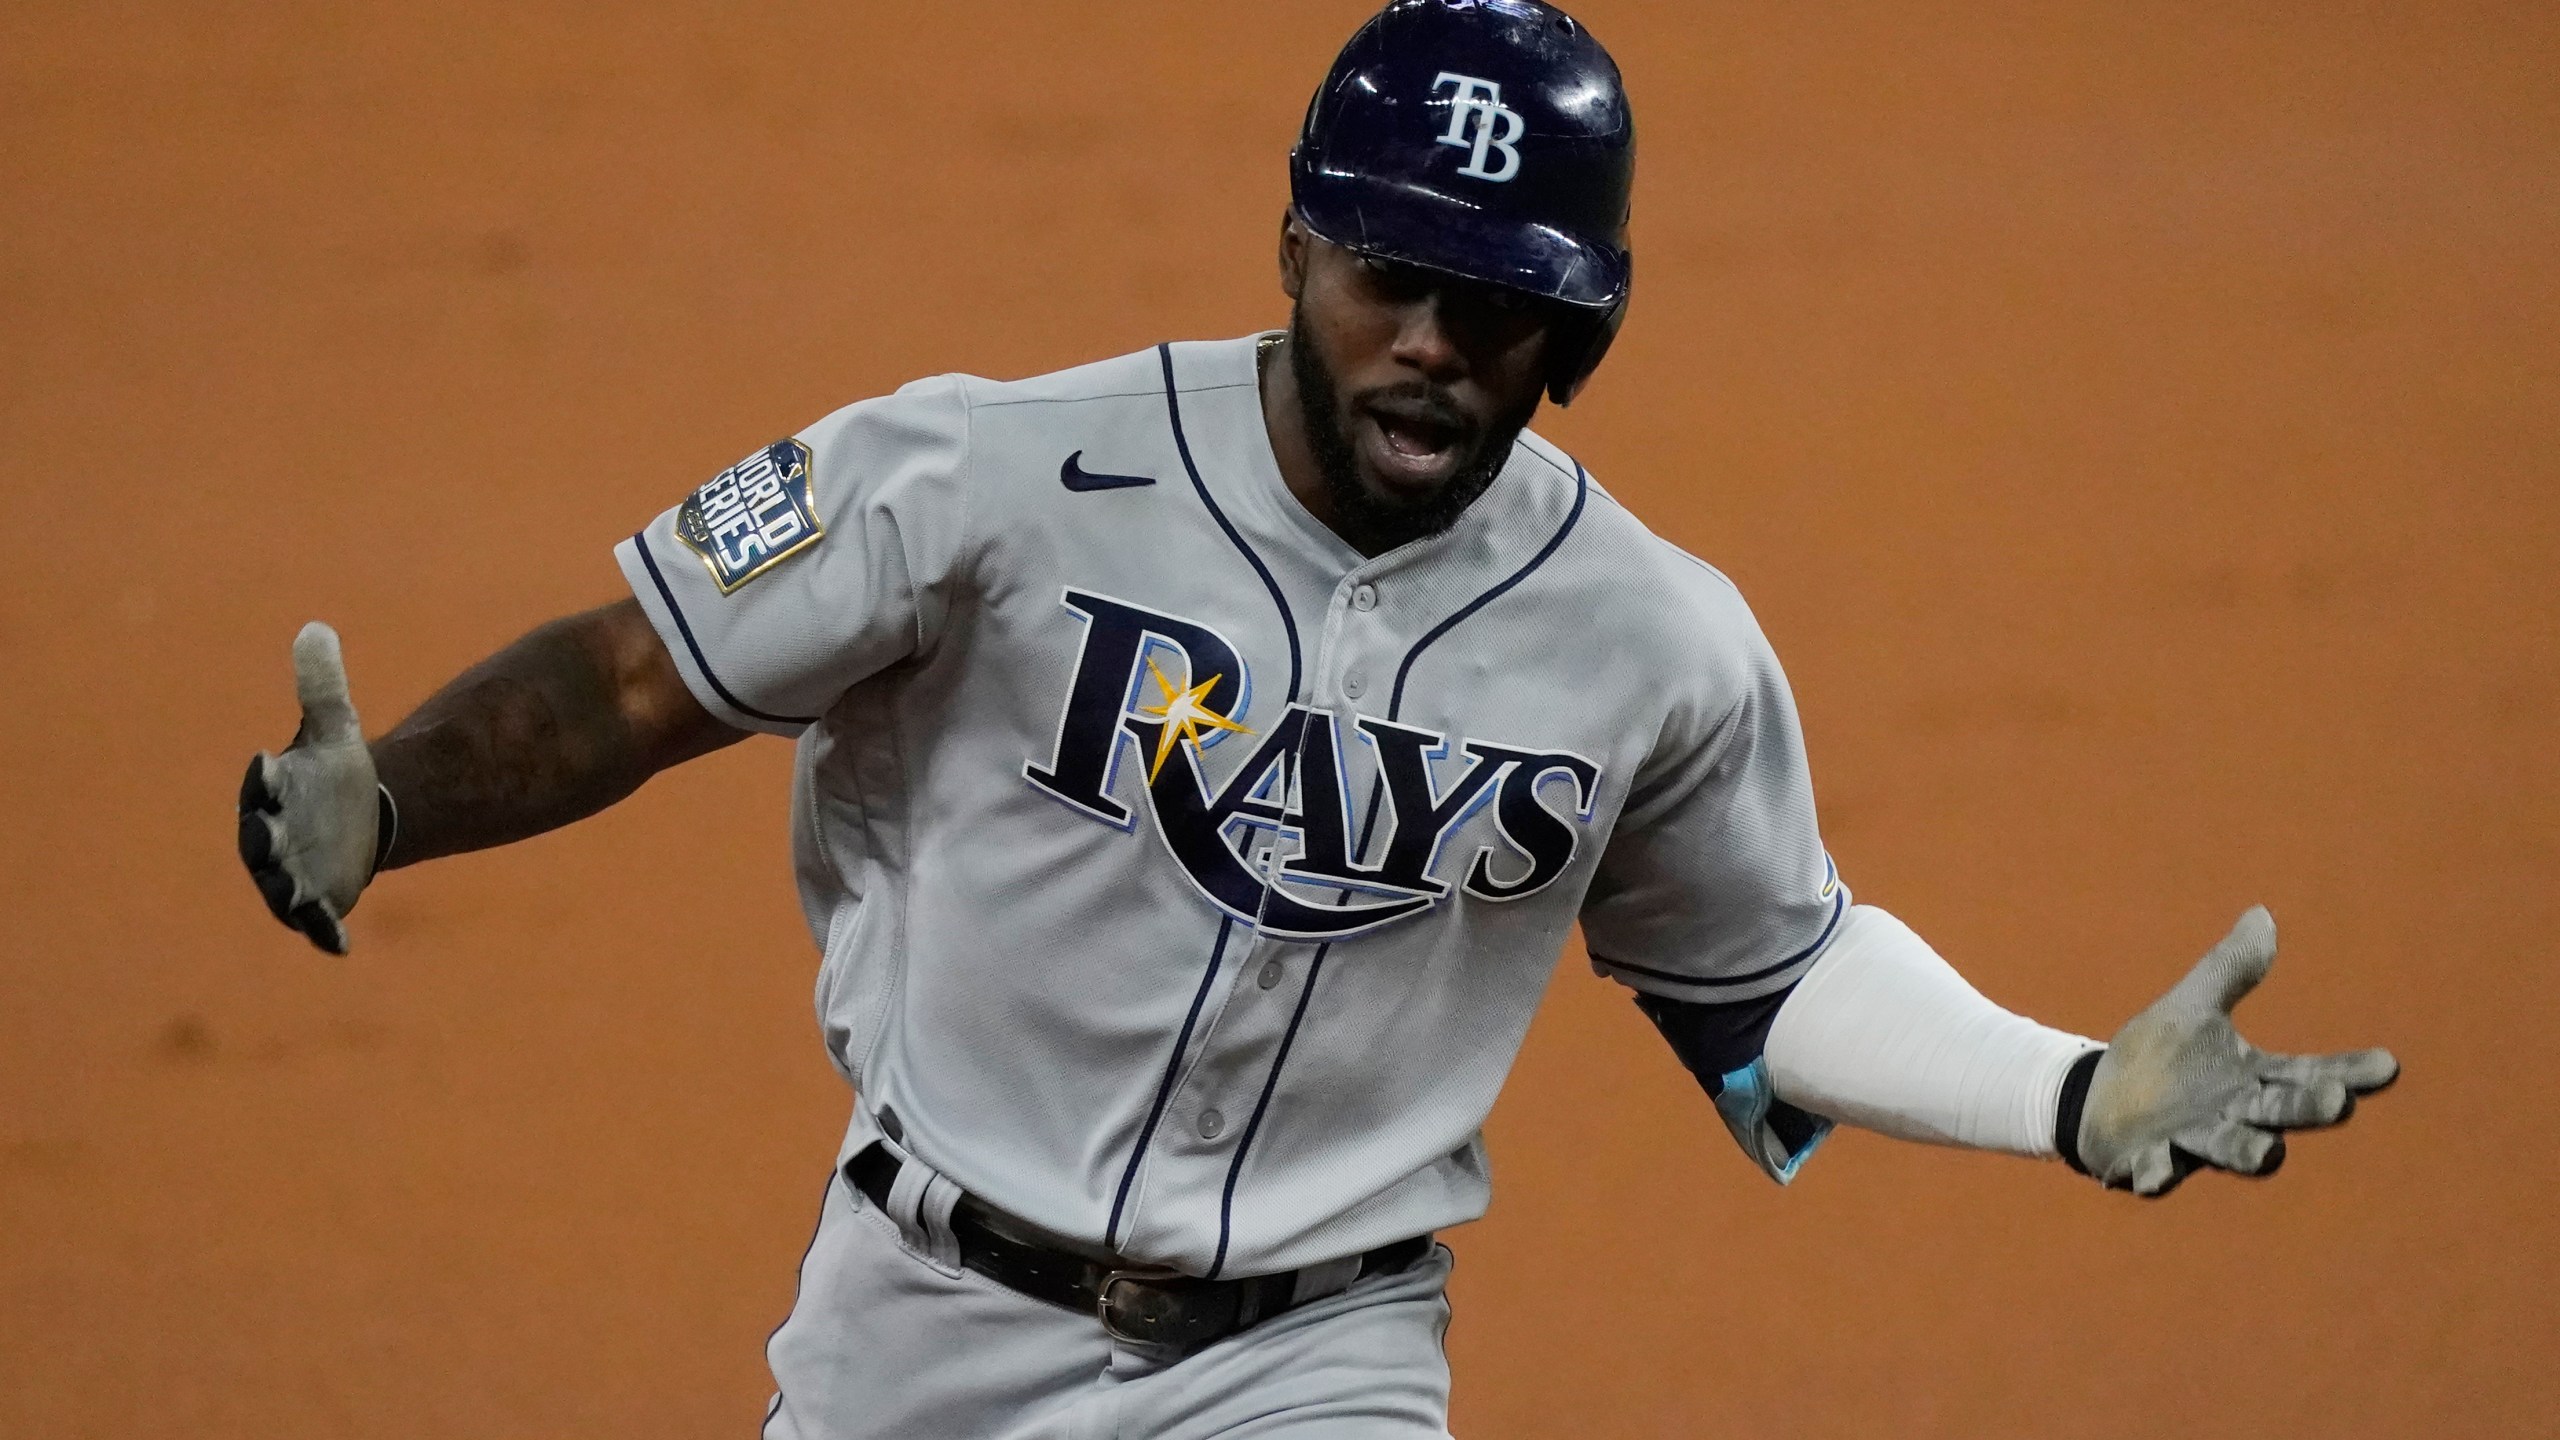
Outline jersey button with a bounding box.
[1257,959,1284,990]
[1342,672,1367,700]
[1351,584,1377,612]
[1198,1108,1225,1140]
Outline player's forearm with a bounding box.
[369,599,744,868]
[1763,905,2098,1157]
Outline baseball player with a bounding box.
[235,3,2399,1436]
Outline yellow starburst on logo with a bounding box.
[1138,656,1255,782]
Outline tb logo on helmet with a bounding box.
[1431,73,1525,181]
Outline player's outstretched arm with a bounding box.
[364,599,745,866]
[237,600,745,953]
[1753,904,2399,1196]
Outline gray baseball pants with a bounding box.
[759,1164,1457,1439]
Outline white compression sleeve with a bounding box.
[1764,904,2100,1157]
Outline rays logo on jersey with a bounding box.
[675,439,823,593]
[1025,589,1601,941]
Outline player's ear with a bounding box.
[1279,210,1308,302]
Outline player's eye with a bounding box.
[1357,254,1433,301]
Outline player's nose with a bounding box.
[1385,294,1466,385]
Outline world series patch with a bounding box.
[674,439,824,593]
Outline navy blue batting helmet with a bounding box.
[1290,0,1634,404]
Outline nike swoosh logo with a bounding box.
[1060,451,1157,493]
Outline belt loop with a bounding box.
[882,1146,965,1277]
[916,1171,963,1272]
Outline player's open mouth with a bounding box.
[1360,405,1469,490]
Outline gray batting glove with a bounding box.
[237,623,391,955]
[2076,907,2399,1196]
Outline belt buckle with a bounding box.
[1096,1266,1191,1347]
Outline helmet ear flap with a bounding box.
[1546,295,1626,406]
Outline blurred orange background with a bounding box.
[3,2,2553,1435]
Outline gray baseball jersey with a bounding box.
[615,334,1842,1278]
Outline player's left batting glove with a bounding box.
[2070,907,2399,1196]
[237,622,394,956]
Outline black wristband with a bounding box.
[2054,1048,2105,1176]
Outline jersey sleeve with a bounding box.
[1579,582,1846,1002]
[615,374,974,734]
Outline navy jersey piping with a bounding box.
[1347,459,1595,867]
[1595,879,1849,990]
[1118,342,1303,1263]
[1156,342,1303,705]
[1209,457,1592,1276]
[1106,916,1236,1251]
[1209,940,1331,1279]
[1388,460,1592,717]
[966,385,1166,410]
[631,531,821,727]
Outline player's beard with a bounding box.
[1287,307,1536,552]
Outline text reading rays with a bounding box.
[1025,589,1602,941]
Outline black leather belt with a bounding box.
[845,1143,1432,1350]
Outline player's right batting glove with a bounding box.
[237,622,393,955]
[2072,907,2399,1196]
